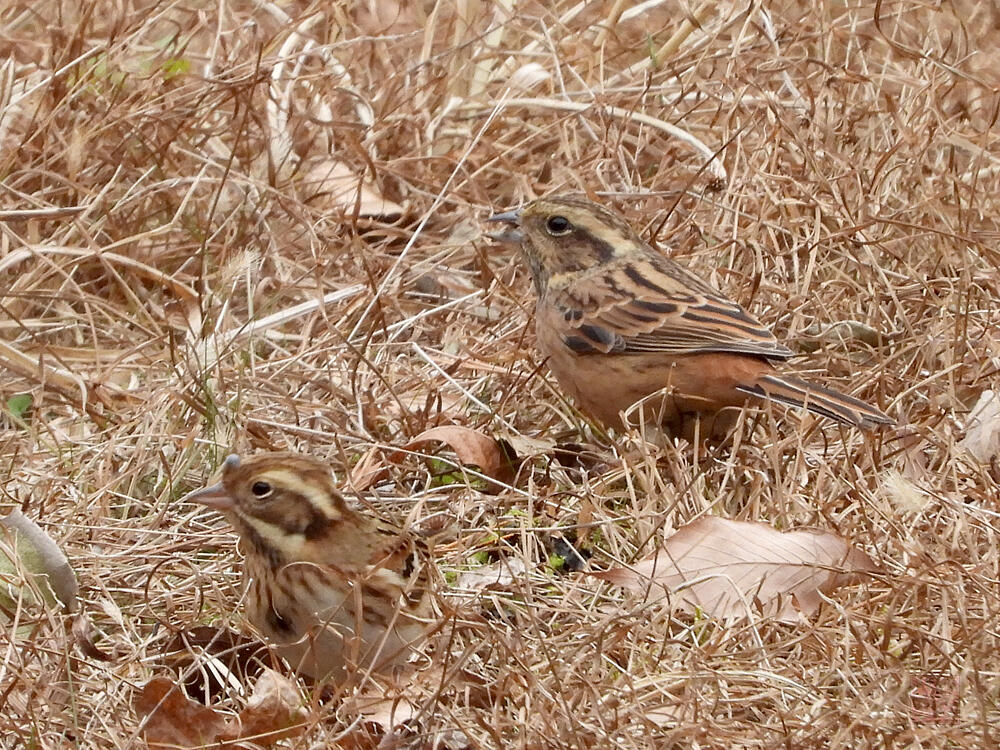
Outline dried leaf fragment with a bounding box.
[135,677,231,749]
[349,426,518,491]
[961,390,1000,463]
[455,558,528,591]
[162,625,265,704]
[340,667,473,748]
[591,517,882,623]
[406,426,515,483]
[232,669,307,744]
[135,670,307,749]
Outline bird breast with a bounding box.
[244,556,427,680]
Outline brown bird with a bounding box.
[183,452,434,681]
[488,195,892,437]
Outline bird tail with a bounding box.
[736,374,893,429]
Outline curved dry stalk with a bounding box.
[465,96,727,180]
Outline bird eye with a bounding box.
[251,481,272,499]
[545,215,572,235]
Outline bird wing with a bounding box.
[548,257,794,359]
[367,524,435,607]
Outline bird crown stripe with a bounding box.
[578,219,636,250]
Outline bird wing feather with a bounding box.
[549,257,794,359]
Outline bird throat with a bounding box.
[240,523,288,569]
[520,246,549,295]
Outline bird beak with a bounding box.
[485,208,524,244]
[183,454,242,511]
[183,481,234,511]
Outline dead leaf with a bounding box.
[590,517,882,623]
[231,669,307,744]
[406,426,515,484]
[349,445,398,491]
[344,690,418,731]
[340,668,472,748]
[961,390,1000,462]
[798,319,892,351]
[135,677,232,749]
[302,160,403,218]
[135,670,307,749]
[162,625,266,705]
[349,426,518,491]
[455,558,528,591]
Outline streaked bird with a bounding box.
[184,452,433,681]
[488,195,892,437]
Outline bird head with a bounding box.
[487,195,645,292]
[184,452,369,566]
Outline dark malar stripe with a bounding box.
[587,237,617,263]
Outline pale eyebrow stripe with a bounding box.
[576,215,633,249]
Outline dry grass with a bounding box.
[2,0,1000,746]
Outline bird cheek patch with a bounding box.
[303,513,332,541]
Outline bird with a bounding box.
[487,195,892,438]
[183,452,434,682]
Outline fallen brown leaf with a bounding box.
[135,677,232,749]
[339,667,472,748]
[591,516,883,623]
[961,390,1000,463]
[349,426,518,491]
[231,669,307,744]
[162,625,266,705]
[405,426,515,484]
[349,444,398,491]
[454,558,529,591]
[135,670,307,749]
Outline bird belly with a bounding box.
[537,326,773,434]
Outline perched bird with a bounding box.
[488,195,892,437]
[183,452,434,681]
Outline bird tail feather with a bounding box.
[736,374,892,429]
